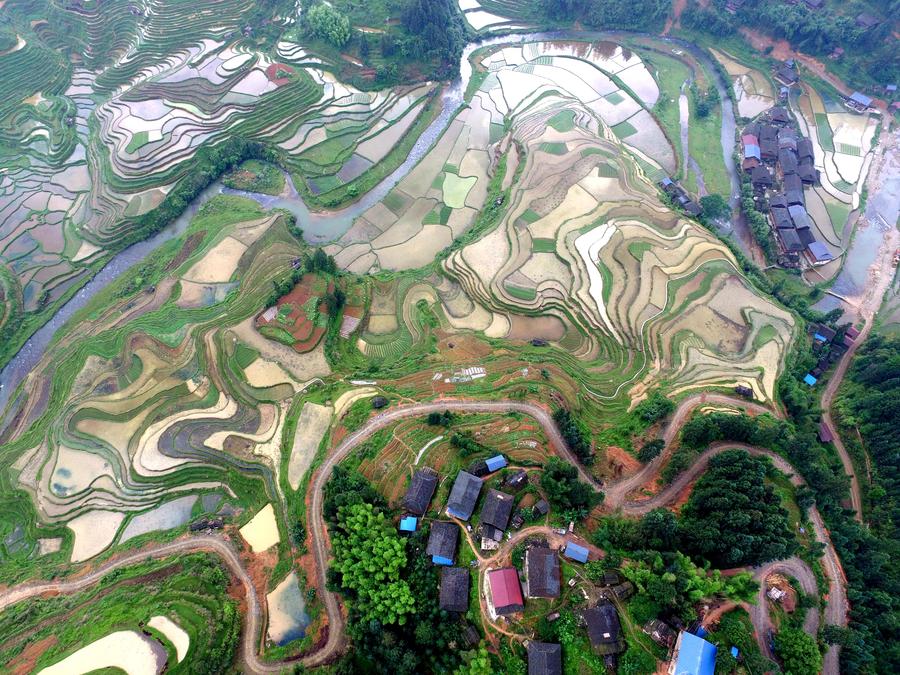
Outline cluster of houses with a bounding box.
[658,177,702,217]
[742,105,833,267]
[802,322,859,387]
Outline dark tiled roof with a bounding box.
[481,489,515,531]
[402,468,439,515]
[798,138,814,159]
[583,603,625,655]
[526,547,561,598]
[751,166,773,185]
[784,173,803,193]
[779,148,798,174]
[527,642,562,675]
[780,228,804,252]
[788,204,812,230]
[439,567,470,613]
[772,206,793,229]
[426,521,459,561]
[534,499,550,516]
[446,471,483,520]
[786,189,805,206]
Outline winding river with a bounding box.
[0,30,745,417]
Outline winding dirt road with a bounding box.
[0,395,848,673]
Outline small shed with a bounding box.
[845,325,860,340]
[818,421,834,443]
[485,455,508,472]
[506,469,528,491]
[439,567,470,613]
[399,515,418,532]
[564,541,589,563]
[804,374,818,386]
[427,521,459,565]
[533,499,550,517]
[807,241,834,263]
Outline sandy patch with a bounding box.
[288,402,333,490]
[230,317,331,382]
[239,503,280,553]
[148,616,190,663]
[37,630,167,675]
[37,537,62,556]
[244,359,297,391]
[182,236,247,283]
[67,510,126,562]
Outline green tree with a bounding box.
[540,457,602,518]
[332,502,415,625]
[775,628,822,675]
[679,450,797,567]
[619,646,657,675]
[454,644,493,675]
[634,390,675,424]
[699,194,731,222]
[306,3,350,47]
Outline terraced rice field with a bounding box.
[794,82,878,213]
[331,41,793,404]
[0,0,436,360]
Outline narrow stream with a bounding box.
[0,30,747,417]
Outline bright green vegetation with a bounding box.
[222,160,286,196]
[687,90,730,197]
[776,628,823,675]
[532,238,557,253]
[611,120,638,138]
[815,113,836,152]
[645,51,691,177]
[0,554,240,674]
[706,608,775,674]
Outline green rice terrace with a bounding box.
[0,0,897,674]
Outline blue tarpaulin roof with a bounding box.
[730,646,739,658]
[814,333,828,342]
[673,631,717,675]
[432,555,454,566]
[399,516,417,532]
[563,542,589,563]
[850,92,873,106]
[804,374,818,386]
[808,241,834,262]
[694,626,708,638]
[485,455,507,472]
[744,144,761,159]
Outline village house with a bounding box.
[426,521,459,565]
[487,567,525,616]
[582,602,626,662]
[527,642,562,675]
[402,468,439,516]
[439,567,470,613]
[668,631,717,675]
[480,489,515,540]
[525,546,561,598]
[446,470,483,520]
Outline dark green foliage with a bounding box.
[323,465,386,528]
[335,526,464,674]
[400,0,467,77]
[540,0,670,32]
[426,410,455,427]
[540,457,603,519]
[634,391,675,424]
[775,627,822,675]
[127,138,275,247]
[740,177,777,261]
[552,407,594,464]
[707,609,774,675]
[450,431,489,458]
[638,438,665,463]
[324,288,346,318]
[679,450,796,567]
[699,194,731,222]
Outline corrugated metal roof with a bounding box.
[485,455,507,471]
[564,542,589,562]
[673,631,717,675]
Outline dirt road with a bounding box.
[0,395,848,673]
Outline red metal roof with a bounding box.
[489,567,523,611]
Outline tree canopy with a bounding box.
[540,457,603,518]
[332,502,415,625]
[306,3,351,47]
[679,450,797,567]
[775,627,823,675]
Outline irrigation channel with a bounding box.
[0,30,748,417]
